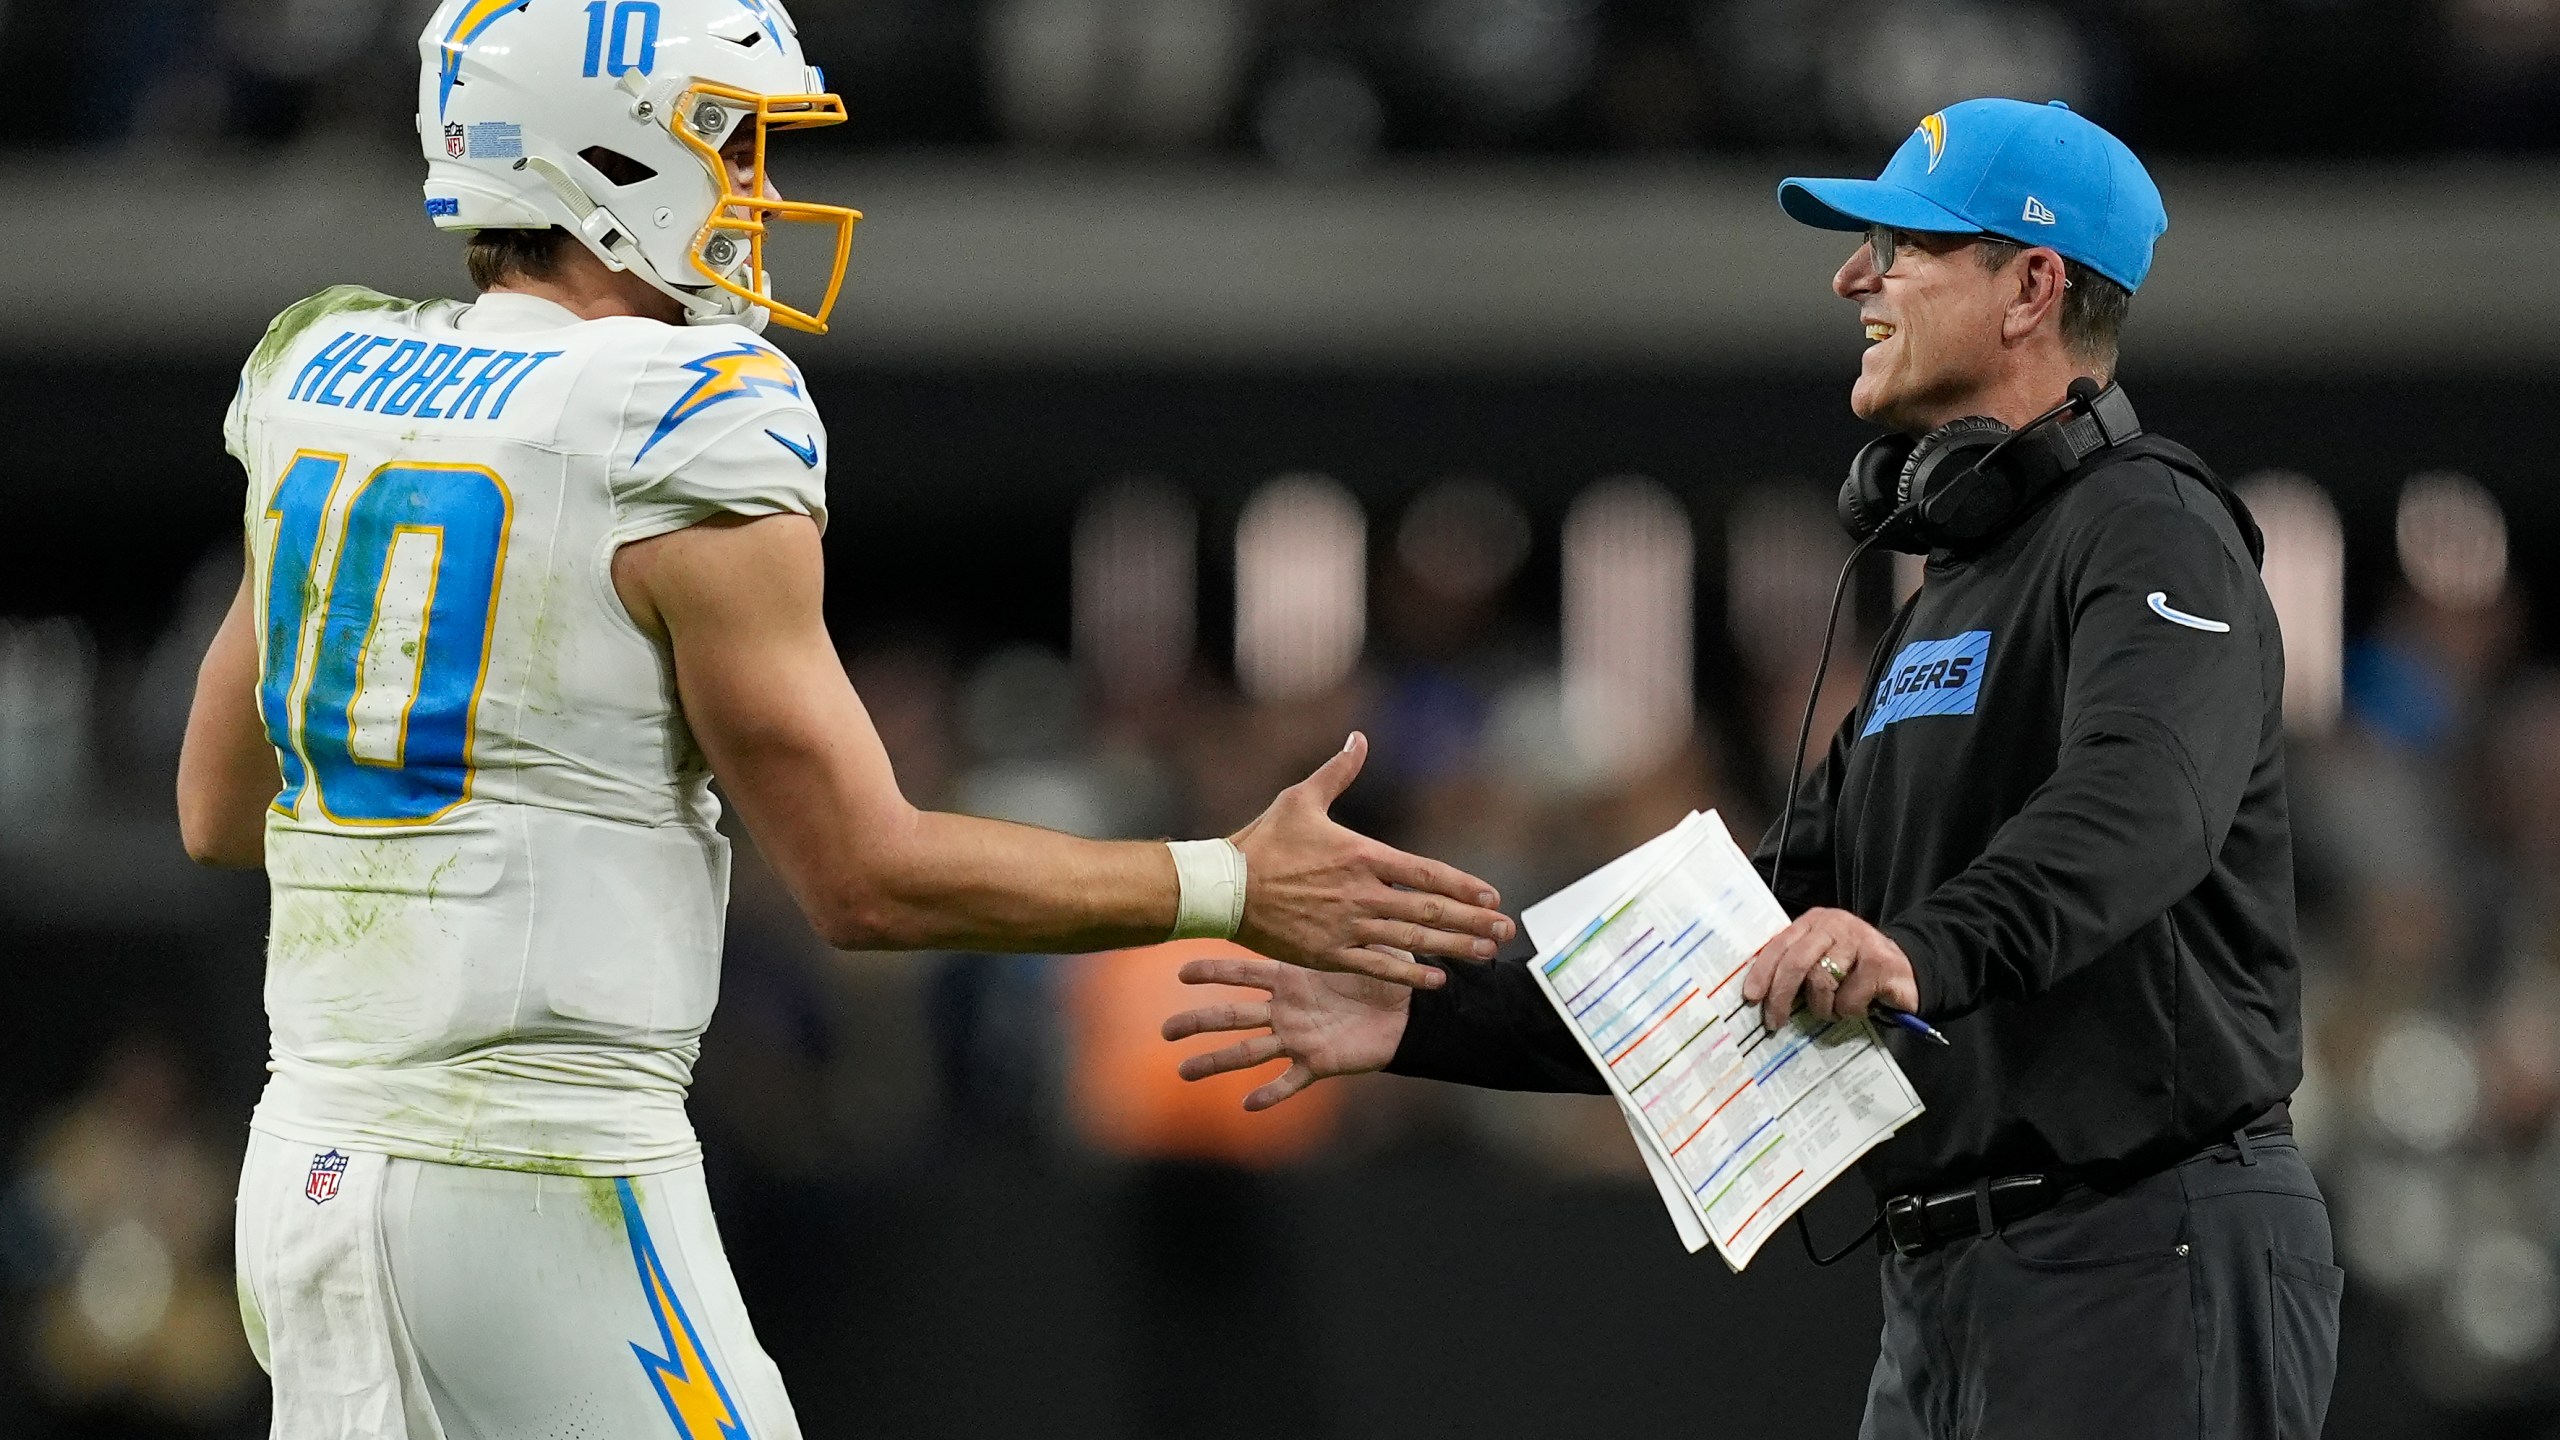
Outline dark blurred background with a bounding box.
[6,1,2560,1437]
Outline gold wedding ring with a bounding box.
[1819,956,1849,984]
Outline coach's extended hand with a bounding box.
[1161,951,1412,1109]
[1230,734,1509,990]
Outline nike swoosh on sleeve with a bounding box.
[765,430,820,468]
[2146,591,2231,633]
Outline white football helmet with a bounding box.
[418,0,861,334]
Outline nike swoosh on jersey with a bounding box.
[2146,591,2231,633]
[765,431,820,468]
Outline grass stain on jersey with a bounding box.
[246,286,413,389]
[266,843,464,1018]
[514,572,570,721]
[616,1178,751,1440]
[580,1175,624,1231]
[271,884,402,970]
[420,851,463,902]
[268,888,417,1049]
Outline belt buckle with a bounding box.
[1883,1194,1930,1258]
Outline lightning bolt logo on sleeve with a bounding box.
[636,344,804,462]
[617,1179,752,1440]
[438,0,530,118]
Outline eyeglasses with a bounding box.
[1866,224,1982,276]
[1864,224,1914,276]
[1864,224,2070,287]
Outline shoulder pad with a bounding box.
[239,285,421,397]
[612,329,826,541]
[630,331,813,467]
[245,286,415,371]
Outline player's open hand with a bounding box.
[1228,733,1511,989]
[1162,951,1414,1110]
[1741,906,1920,1031]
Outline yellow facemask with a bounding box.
[670,81,861,336]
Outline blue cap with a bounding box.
[1777,99,2168,292]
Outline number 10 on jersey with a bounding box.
[258,452,510,826]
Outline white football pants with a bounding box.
[235,1129,803,1440]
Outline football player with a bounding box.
[174,2,1511,1435]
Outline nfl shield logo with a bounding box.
[444,122,467,159]
[305,1149,349,1205]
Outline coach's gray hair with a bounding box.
[1975,237,2132,373]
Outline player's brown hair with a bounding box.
[465,227,576,292]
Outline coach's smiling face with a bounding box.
[1836,227,2020,434]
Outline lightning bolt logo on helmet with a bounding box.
[436,0,529,118]
[637,344,803,460]
[734,0,789,48]
[1917,112,1948,173]
[616,1180,751,1440]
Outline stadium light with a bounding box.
[1234,474,1366,702]
[1564,476,1692,779]
[1074,477,1197,705]
[2236,472,2344,737]
[1724,485,1851,679]
[2396,471,2507,611]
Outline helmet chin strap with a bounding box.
[520,153,761,329]
[667,265,766,332]
[717,299,774,334]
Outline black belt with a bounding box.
[1880,1102,2293,1260]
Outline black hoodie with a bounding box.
[1389,432,2302,1198]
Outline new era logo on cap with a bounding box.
[1775,98,2169,292]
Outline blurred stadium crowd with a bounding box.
[6,0,2560,162]
[6,2,2560,1436]
[5,452,2560,1432]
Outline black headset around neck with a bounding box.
[1837,377,2143,555]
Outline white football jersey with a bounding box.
[225,285,828,1175]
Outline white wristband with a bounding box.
[1166,838,1248,942]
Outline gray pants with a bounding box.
[1860,1136,2341,1440]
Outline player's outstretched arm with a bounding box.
[177,570,283,868]
[614,513,1512,986]
[1161,953,1412,1110]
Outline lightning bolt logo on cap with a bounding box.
[617,1179,752,1440]
[637,344,804,460]
[1916,112,1948,173]
[437,0,530,118]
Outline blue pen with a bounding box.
[1873,1005,1952,1047]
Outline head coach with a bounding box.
[1162,98,2341,1438]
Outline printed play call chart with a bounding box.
[1525,812,1924,1270]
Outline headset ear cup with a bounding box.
[1900,415,2016,548]
[1839,435,1916,542]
